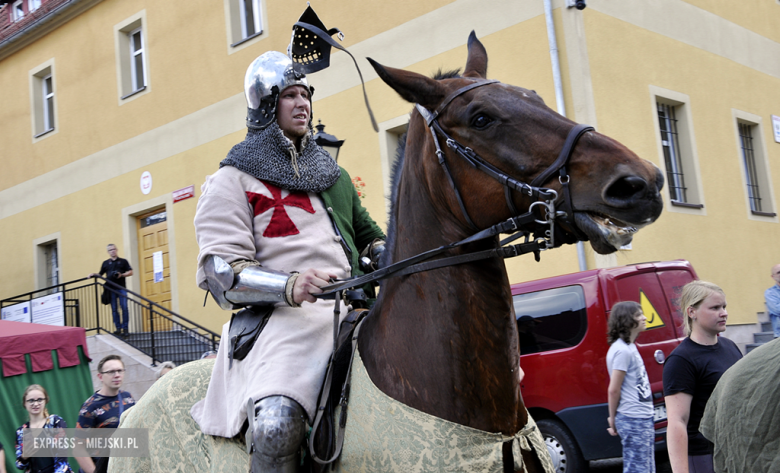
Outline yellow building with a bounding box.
[1,0,779,348]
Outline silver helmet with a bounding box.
[244,51,312,130]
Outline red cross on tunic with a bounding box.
[247,182,315,238]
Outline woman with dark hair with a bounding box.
[14,384,73,473]
[663,281,742,473]
[606,301,654,473]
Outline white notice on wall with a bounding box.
[31,293,64,326]
[153,251,164,283]
[1,301,31,323]
[772,115,780,144]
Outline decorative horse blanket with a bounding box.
[108,355,554,472]
[333,349,555,472]
[108,359,248,472]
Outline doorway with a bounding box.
[136,208,171,331]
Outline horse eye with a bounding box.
[471,114,493,129]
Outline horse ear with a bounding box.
[463,31,488,79]
[367,57,445,109]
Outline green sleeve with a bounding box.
[321,167,385,276]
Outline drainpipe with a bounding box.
[543,0,588,272]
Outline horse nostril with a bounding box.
[605,176,648,202]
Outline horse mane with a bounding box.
[379,67,463,270]
[378,131,406,269]
[433,68,462,80]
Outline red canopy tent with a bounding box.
[0,320,93,472]
[0,320,91,376]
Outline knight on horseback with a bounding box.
[190,16,385,470]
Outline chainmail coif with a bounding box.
[220,122,340,193]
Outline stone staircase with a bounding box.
[123,330,214,367]
[746,312,775,353]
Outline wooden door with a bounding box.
[136,209,172,331]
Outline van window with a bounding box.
[513,285,587,355]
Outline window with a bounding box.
[30,62,57,139]
[34,234,60,293]
[114,12,150,101]
[650,87,704,210]
[129,28,146,92]
[513,285,588,355]
[657,103,686,202]
[740,123,762,212]
[29,0,41,12]
[239,0,261,39]
[226,0,266,49]
[42,74,54,131]
[13,0,24,21]
[43,242,59,288]
[733,112,776,217]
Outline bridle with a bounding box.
[316,78,593,298]
[415,78,592,244]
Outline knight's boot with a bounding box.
[246,396,306,473]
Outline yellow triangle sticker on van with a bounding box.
[640,290,665,329]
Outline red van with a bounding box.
[514,260,697,472]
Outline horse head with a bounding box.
[368,32,663,255]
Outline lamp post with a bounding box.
[313,120,345,162]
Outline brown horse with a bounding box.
[109,33,663,473]
[355,33,664,472]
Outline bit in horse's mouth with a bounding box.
[589,214,638,235]
[574,212,646,254]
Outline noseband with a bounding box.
[415,78,593,246]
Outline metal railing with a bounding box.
[0,277,220,366]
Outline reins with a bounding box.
[316,79,593,299]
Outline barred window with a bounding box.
[651,88,703,210]
[739,123,762,212]
[658,102,686,203]
[735,116,775,217]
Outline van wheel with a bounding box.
[536,419,587,473]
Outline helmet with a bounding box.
[244,51,312,130]
[288,5,342,74]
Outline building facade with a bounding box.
[1,0,779,345]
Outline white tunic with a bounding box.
[191,165,351,438]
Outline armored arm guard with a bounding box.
[203,255,298,310]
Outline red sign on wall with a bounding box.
[173,185,194,203]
